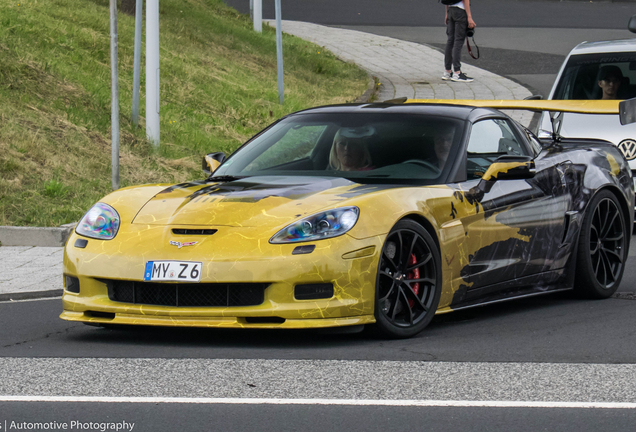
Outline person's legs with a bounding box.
[444,14,456,73]
[450,8,467,74]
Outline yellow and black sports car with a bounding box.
[61,100,634,338]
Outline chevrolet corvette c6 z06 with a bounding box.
[60,99,634,338]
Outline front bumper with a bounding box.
[61,225,382,329]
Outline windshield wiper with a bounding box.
[206,175,245,182]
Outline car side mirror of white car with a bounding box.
[629,14,636,34]
[203,152,226,175]
[619,97,636,126]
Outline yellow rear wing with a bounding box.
[405,99,620,115]
[402,98,635,125]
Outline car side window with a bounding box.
[466,119,529,180]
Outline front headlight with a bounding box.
[76,203,120,240]
[270,207,359,244]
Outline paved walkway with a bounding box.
[0,21,536,300]
[0,246,64,301]
[267,20,534,126]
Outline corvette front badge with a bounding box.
[169,240,198,249]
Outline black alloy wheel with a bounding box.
[575,190,627,298]
[372,219,441,338]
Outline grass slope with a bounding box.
[0,0,368,226]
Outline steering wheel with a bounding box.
[401,159,441,174]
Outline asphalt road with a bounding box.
[224,0,635,29]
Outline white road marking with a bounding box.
[0,296,60,303]
[0,396,635,409]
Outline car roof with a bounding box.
[288,103,496,121]
[569,38,636,55]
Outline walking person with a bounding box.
[442,0,476,83]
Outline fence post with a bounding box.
[109,0,120,190]
[253,0,262,32]
[275,0,284,104]
[146,0,160,147]
[131,0,143,127]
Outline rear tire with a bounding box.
[372,220,442,339]
[574,190,627,299]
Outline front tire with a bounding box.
[372,220,442,338]
[574,190,627,299]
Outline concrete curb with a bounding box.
[355,76,379,103]
[0,289,63,302]
[0,224,75,247]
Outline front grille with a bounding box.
[172,229,217,235]
[105,280,267,307]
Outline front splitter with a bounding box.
[60,311,376,329]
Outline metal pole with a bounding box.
[131,0,142,127]
[109,0,120,190]
[146,0,160,147]
[249,0,253,20]
[253,0,262,33]
[275,0,284,104]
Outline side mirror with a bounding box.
[466,156,535,203]
[619,97,636,126]
[629,14,636,34]
[523,95,543,101]
[203,152,226,175]
[481,155,536,182]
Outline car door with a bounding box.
[455,118,571,297]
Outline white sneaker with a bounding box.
[442,71,452,81]
[451,72,474,83]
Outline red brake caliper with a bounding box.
[407,253,420,308]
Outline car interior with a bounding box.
[253,121,454,177]
[557,61,636,101]
[466,118,528,180]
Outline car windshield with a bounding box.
[212,112,464,184]
[553,52,636,100]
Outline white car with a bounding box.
[538,19,636,202]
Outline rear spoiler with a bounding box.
[400,98,636,126]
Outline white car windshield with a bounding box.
[553,52,636,101]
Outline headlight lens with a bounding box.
[76,203,120,240]
[270,207,359,244]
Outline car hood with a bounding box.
[132,176,373,228]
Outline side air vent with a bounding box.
[65,276,80,293]
[85,311,115,319]
[295,283,334,300]
[172,229,218,235]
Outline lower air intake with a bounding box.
[106,280,267,307]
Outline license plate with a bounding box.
[144,261,202,282]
